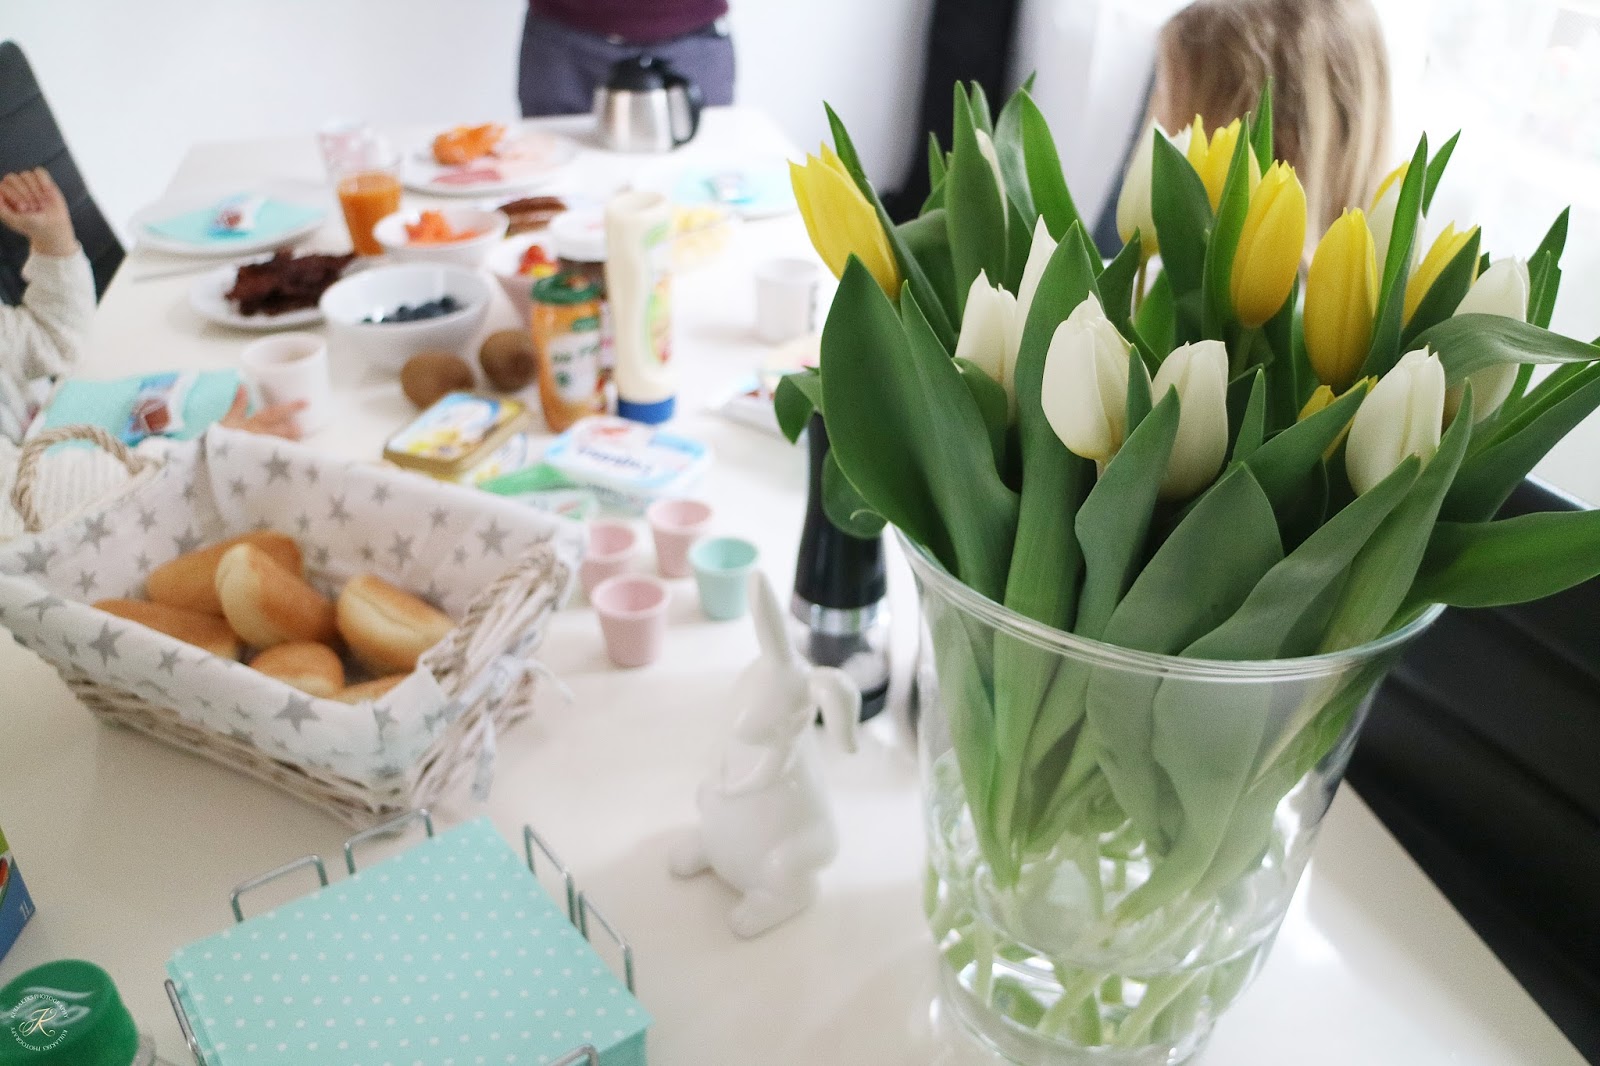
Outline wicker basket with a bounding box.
[4,425,579,826]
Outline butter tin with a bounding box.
[542,415,710,514]
[382,392,531,479]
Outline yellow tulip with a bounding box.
[1403,223,1478,324]
[1186,116,1260,211]
[789,144,901,295]
[1303,209,1379,390]
[1299,378,1371,458]
[1229,162,1307,328]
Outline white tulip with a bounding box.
[954,270,1021,407]
[1016,216,1057,330]
[974,129,1008,216]
[1041,295,1136,464]
[1369,175,1403,275]
[1115,125,1185,256]
[1447,257,1530,422]
[1150,340,1230,500]
[1346,347,1446,495]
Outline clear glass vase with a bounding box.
[904,535,1440,1065]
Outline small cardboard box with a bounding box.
[0,824,36,964]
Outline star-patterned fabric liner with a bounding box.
[0,427,583,789]
[167,817,650,1066]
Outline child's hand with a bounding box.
[218,386,308,441]
[0,168,77,258]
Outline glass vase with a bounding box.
[904,535,1439,1065]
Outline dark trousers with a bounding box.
[518,11,735,118]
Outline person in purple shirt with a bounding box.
[519,0,735,117]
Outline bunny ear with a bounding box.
[748,570,796,663]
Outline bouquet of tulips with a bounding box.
[779,77,1600,914]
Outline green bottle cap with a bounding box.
[0,960,140,1066]
[531,271,602,306]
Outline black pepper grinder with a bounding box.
[791,412,890,720]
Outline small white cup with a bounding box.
[755,257,820,345]
[240,331,332,434]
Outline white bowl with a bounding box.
[318,263,491,374]
[485,231,557,322]
[373,207,508,267]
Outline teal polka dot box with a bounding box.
[165,817,650,1066]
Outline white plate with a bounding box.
[131,191,328,258]
[188,258,331,331]
[401,128,578,198]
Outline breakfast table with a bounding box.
[0,106,1585,1065]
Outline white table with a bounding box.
[0,108,1583,1066]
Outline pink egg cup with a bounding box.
[591,574,671,668]
[646,498,714,579]
[580,519,640,598]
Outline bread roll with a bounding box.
[93,598,242,660]
[249,641,344,698]
[148,532,302,615]
[337,574,454,674]
[216,543,337,648]
[333,674,409,704]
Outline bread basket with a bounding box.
[0,425,582,826]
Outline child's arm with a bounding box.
[0,168,95,382]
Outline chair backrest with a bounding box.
[0,40,123,304]
[1351,478,1600,1060]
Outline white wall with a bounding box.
[3,0,934,235]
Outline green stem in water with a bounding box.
[1038,966,1107,1038]
[1113,971,1202,1048]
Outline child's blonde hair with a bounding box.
[1156,0,1391,242]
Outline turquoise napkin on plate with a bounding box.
[41,370,241,443]
[672,166,795,217]
[166,818,651,1066]
[143,198,323,247]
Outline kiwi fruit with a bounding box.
[400,351,474,409]
[479,330,537,392]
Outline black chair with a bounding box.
[1351,478,1600,1061]
[0,39,123,304]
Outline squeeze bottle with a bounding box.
[605,191,676,423]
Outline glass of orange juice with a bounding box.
[321,126,401,256]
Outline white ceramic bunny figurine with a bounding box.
[669,570,861,938]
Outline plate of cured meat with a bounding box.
[188,251,357,331]
[401,123,577,197]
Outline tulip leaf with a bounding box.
[927,132,947,189]
[1098,232,1143,338]
[1361,136,1429,380]
[1136,269,1177,358]
[1416,313,1600,384]
[1125,344,1153,436]
[1075,392,1180,640]
[1400,227,1480,350]
[1250,80,1274,171]
[819,262,1017,596]
[821,451,886,539]
[825,103,958,347]
[956,357,1010,468]
[1263,274,1302,433]
[1410,508,1600,610]
[993,89,1038,225]
[1003,200,1033,294]
[1018,92,1082,241]
[1102,464,1283,655]
[774,369,823,443]
[1527,208,1569,329]
[1187,454,1420,659]
[1422,131,1459,214]
[920,175,946,216]
[1320,394,1472,651]
[968,81,995,136]
[947,86,1009,319]
[1443,362,1600,522]
[1241,381,1367,514]
[1202,116,1254,340]
[1150,130,1214,342]
[897,208,958,318]
[1232,370,1267,464]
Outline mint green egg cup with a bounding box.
[689,536,760,621]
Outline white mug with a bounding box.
[754,257,820,345]
[240,331,332,434]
